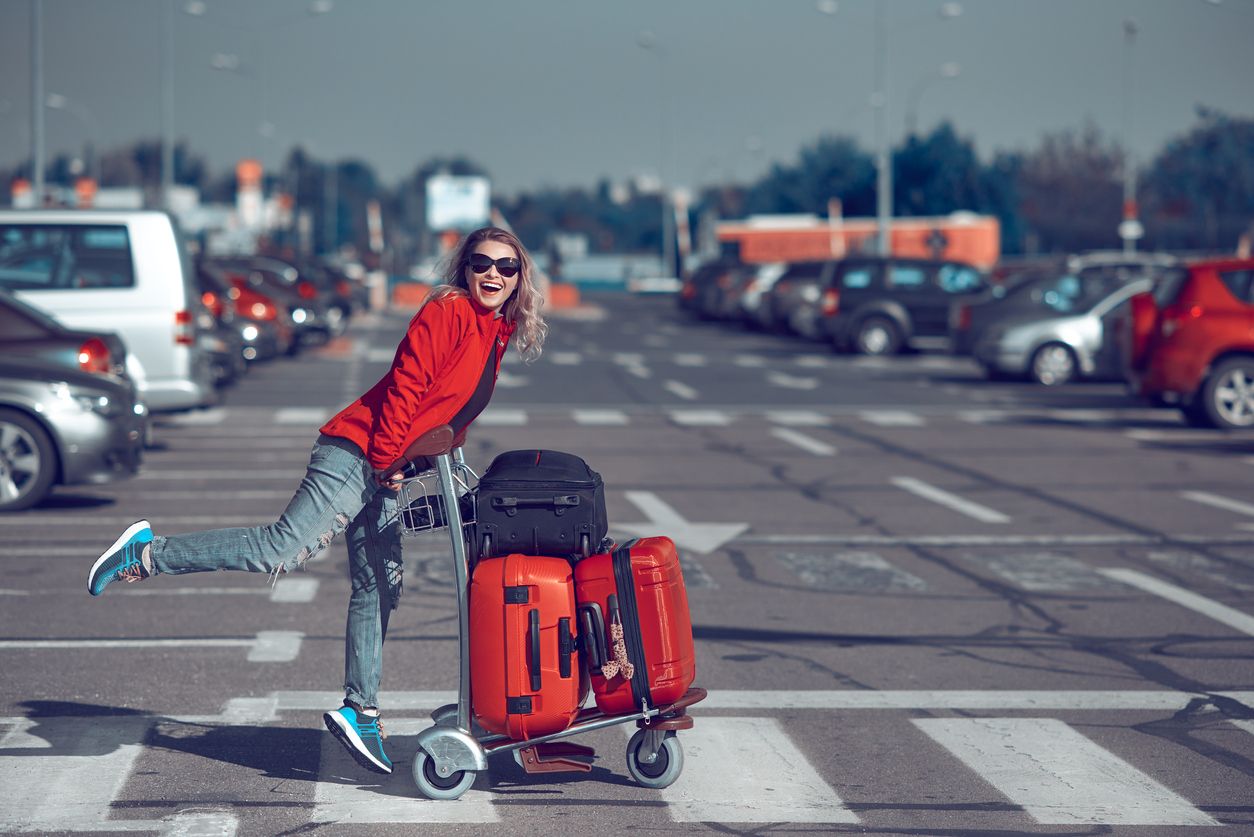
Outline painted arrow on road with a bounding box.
[615,491,748,554]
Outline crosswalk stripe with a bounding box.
[733,354,766,367]
[861,410,925,426]
[913,718,1218,825]
[162,407,227,426]
[1098,568,1254,637]
[892,477,1011,524]
[1181,490,1254,518]
[366,348,395,363]
[769,427,836,456]
[645,717,858,823]
[674,353,707,367]
[663,380,699,400]
[669,410,730,426]
[312,721,499,823]
[275,408,330,424]
[549,351,583,365]
[572,409,629,425]
[794,354,829,368]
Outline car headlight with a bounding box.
[292,308,308,324]
[240,324,260,341]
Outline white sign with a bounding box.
[426,174,490,231]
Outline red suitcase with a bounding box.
[574,537,696,716]
[469,554,585,740]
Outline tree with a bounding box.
[893,121,986,217]
[1142,108,1254,252]
[745,135,875,217]
[1015,124,1124,253]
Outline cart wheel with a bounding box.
[625,729,683,789]
[412,749,476,800]
[580,533,591,558]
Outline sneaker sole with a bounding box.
[88,519,151,596]
[324,711,392,775]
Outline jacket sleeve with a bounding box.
[369,299,469,471]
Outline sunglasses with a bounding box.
[467,253,521,278]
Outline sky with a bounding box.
[1,0,1252,198]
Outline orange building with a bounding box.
[716,212,1001,269]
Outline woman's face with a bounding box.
[465,239,521,313]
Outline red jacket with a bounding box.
[321,294,513,472]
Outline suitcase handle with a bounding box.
[577,604,607,671]
[491,495,581,517]
[558,617,573,679]
[528,608,542,692]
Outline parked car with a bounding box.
[974,278,1156,385]
[739,262,787,329]
[1126,257,1254,428]
[197,262,292,361]
[210,256,337,346]
[817,257,988,354]
[0,357,145,510]
[0,210,216,412]
[0,289,130,381]
[951,252,1180,355]
[764,261,830,336]
[678,260,736,316]
[698,263,758,321]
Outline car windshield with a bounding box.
[1024,272,1125,314]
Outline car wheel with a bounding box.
[1029,343,1077,386]
[854,316,901,356]
[0,408,58,512]
[1200,357,1254,430]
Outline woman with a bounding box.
[86,226,546,776]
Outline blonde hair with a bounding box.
[422,226,547,363]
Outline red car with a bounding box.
[1127,257,1254,428]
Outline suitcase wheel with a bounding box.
[413,749,477,800]
[625,729,683,789]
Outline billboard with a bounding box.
[426,175,490,231]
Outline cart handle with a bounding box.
[381,424,455,476]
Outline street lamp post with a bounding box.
[45,93,101,182]
[904,62,960,137]
[31,0,45,205]
[1118,18,1143,255]
[637,30,674,279]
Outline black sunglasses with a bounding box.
[467,253,521,278]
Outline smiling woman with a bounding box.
[84,225,546,779]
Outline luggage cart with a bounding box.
[392,425,705,800]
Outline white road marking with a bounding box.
[0,716,161,832]
[163,811,239,836]
[612,352,645,366]
[1126,428,1225,442]
[366,348,396,363]
[766,410,830,426]
[1098,568,1254,636]
[0,631,303,663]
[736,532,1254,547]
[475,409,528,426]
[960,552,1118,592]
[674,353,707,367]
[112,491,295,501]
[257,689,1254,715]
[891,477,1011,524]
[1233,720,1254,737]
[794,354,829,368]
[495,370,529,388]
[625,364,652,379]
[1181,490,1254,518]
[766,371,819,390]
[572,409,629,425]
[664,380,699,400]
[733,354,767,367]
[0,589,29,596]
[914,718,1218,826]
[668,409,728,426]
[117,578,319,602]
[778,550,926,592]
[312,719,498,823]
[549,351,582,365]
[274,408,329,425]
[162,407,227,426]
[958,410,1009,424]
[617,491,748,555]
[862,410,925,426]
[770,427,836,456]
[643,717,858,823]
[136,471,303,481]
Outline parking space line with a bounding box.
[891,477,1011,524]
[766,410,830,426]
[770,427,836,456]
[643,717,858,823]
[1181,490,1254,518]
[572,409,629,425]
[476,409,528,426]
[274,408,330,424]
[669,410,729,426]
[674,353,707,367]
[1098,568,1254,636]
[914,718,1218,826]
[861,410,925,426]
[664,380,699,400]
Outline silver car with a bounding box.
[0,358,146,510]
[974,279,1152,386]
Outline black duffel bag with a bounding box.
[473,449,608,561]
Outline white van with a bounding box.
[0,210,215,412]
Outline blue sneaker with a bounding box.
[324,703,392,774]
[88,520,153,596]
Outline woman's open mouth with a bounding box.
[479,280,503,294]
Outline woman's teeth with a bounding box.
[481,281,502,293]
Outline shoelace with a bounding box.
[376,718,387,740]
[118,563,146,583]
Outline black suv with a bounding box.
[817,257,987,355]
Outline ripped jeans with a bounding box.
[148,433,401,710]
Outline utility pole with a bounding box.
[31,0,45,205]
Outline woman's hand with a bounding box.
[374,469,404,491]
